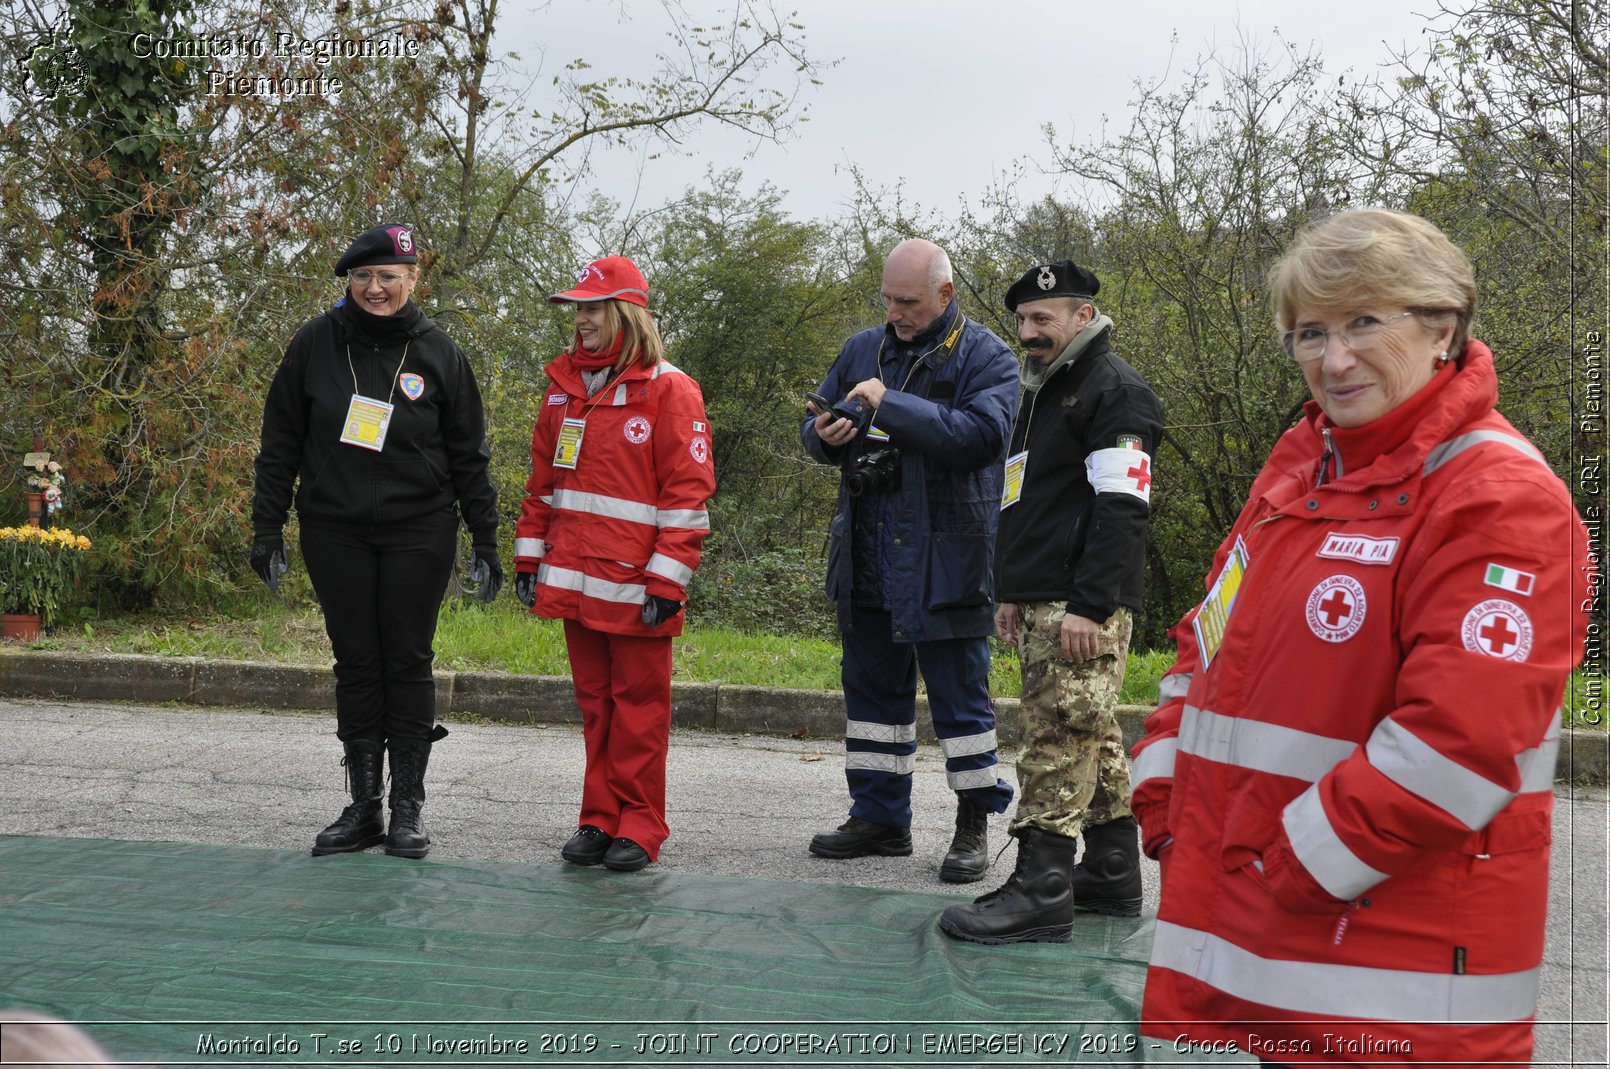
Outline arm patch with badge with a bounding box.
[1086,436,1153,503]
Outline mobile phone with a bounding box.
[806,391,833,412]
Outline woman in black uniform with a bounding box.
[250,222,501,859]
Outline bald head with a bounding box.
[881,238,955,342]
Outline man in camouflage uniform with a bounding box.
[939,260,1162,945]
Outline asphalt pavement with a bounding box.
[0,696,1605,1067]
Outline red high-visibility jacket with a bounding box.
[1131,342,1590,1066]
[515,354,715,636]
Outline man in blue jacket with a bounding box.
[801,238,1019,882]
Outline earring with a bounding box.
[1436,350,1450,366]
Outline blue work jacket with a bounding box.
[801,301,1020,642]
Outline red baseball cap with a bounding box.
[549,256,650,307]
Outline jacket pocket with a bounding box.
[924,531,991,610]
[1061,502,1091,569]
[824,513,846,602]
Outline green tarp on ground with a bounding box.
[0,835,1216,1067]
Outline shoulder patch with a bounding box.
[1462,599,1533,661]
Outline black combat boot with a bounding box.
[311,740,386,856]
[936,827,1078,944]
[1070,815,1143,916]
[384,731,443,859]
[939,795,991,883]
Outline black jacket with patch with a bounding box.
[996,326,1162,621]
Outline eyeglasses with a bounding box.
[1282,310,1420,362]
[350,269,411,287]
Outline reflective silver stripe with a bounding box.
[539,494,553,506]
[611,383,629,406]
[1151,920,1539,1022]
[1367,718,1514,830]
[1518,711,1563,793]
[940,729,998,759]
[645,552,692,586]
[651,360,684,378]
[536,564,645,605]
[948,766,1000,791]
[513,537,544,559]
[845,750,916,775]
[1282,784,1389,899]
[1157,672,1191,704]
[551,488,657,526]
[1131,737,1177,788]
[1180,706,1358,782]
[656,508,710,530]
[846,720,917,745]
[1423,430,1545,478]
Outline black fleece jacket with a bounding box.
[251,297,498,549]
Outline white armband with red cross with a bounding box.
[1086,445,1154,503]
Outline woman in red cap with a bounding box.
[514,256,716,872]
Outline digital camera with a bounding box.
[845,446,902,498]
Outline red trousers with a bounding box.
[563,620,673,859]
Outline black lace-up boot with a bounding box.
[384,729,445,859]
[311,740,386,856]
[1069,816,1143,916]
[939,795,991,883]
[937,827,1078,944]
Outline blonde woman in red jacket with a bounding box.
[1132,209,1591,1066]
[514,256,715,872]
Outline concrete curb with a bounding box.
[2,648,1604,783]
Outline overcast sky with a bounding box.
[498,0,1445,224]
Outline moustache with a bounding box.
[1022,337,1053,352]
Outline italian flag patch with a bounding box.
[1484,563,1535,596]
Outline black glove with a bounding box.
[469,549,503,603]
[641,595,683,629]
[250,534,288,593]
[514,571,537,608]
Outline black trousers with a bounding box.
[300,511,457,744]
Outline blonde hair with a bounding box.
[1271,208,1477,359]
[564,300,664,372]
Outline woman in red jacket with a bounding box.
[1131,209,1591,1066]
[514,256,715,872]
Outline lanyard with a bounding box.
[346,341,412,405]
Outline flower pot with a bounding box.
[2,613,41,643]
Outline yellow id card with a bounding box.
[553,417,586,470]
[1001,450,1028,510]
[340,394,394,452]
[1192,534,1249,668]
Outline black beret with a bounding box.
[334,223,419,277]
[1004,259,1100,312]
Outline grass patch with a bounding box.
[29,599,1598,726]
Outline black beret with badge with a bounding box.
[334,222,419,277]
[1004,259,1101,312]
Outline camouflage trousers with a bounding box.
[1010,603,1133,839]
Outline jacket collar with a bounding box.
[882,299,963,359]
[544,351,658,397]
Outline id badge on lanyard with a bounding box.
[340,394,395,452]
[1001,450,1028,510]
[1193,534,1250,669]
[553,417,587,470]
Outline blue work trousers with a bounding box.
[840,607,1014,827]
